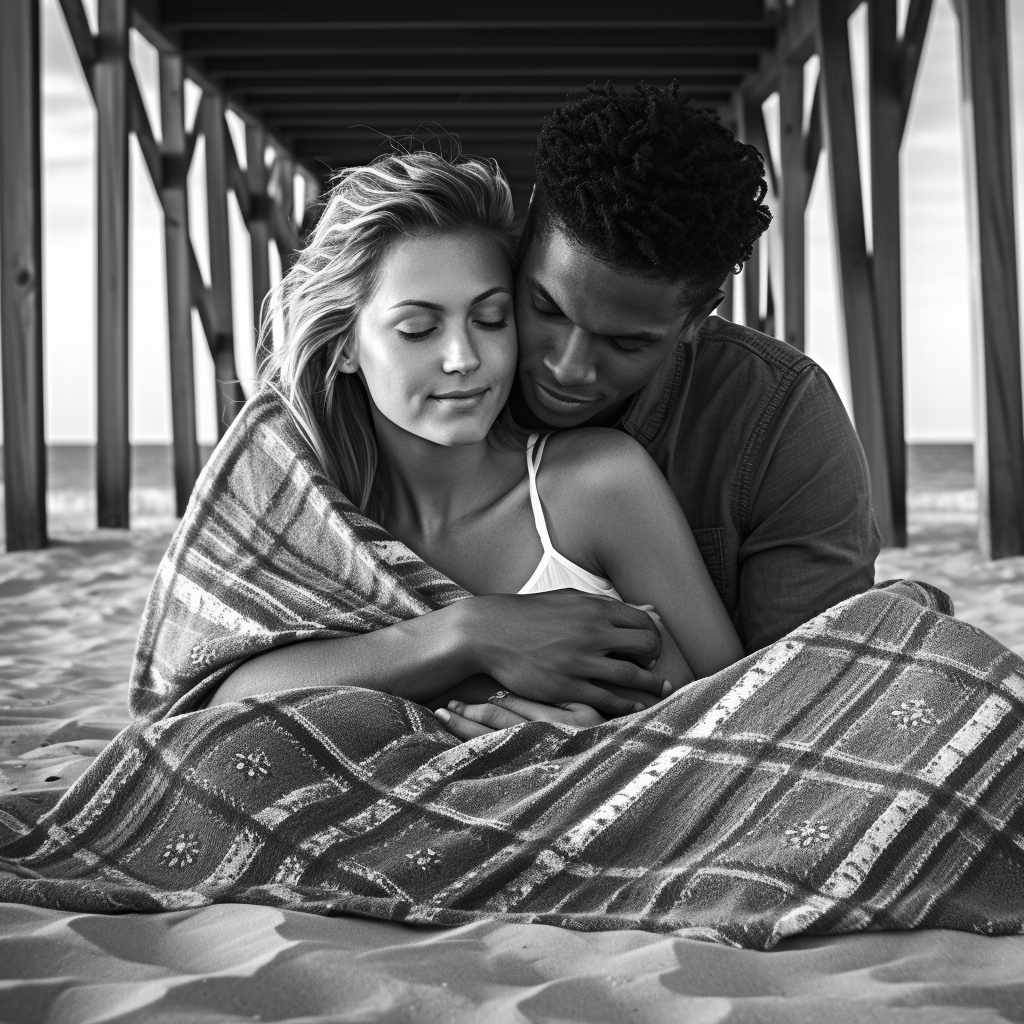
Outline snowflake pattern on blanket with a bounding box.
[2,391,1024,949]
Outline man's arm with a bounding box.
[208,590,668,715]
[737,367,880,652]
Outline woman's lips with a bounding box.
[530,377,600,412]
[431,387,489,408]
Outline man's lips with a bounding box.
[530,376,600,410]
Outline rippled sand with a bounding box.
[3,904,1022,1024]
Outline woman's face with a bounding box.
[347,229,517,448]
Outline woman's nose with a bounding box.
[441,328,482,375]
[543,327,598,386]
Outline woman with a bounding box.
[208,151,744,723]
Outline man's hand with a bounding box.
[435,691,607,740]
[458,590,669,717]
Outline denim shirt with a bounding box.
[620,316,881,654]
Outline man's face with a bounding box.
[514,224,708,428]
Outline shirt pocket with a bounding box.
[692,526,728,603]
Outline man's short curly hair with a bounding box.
[533,82,772,303]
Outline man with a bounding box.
[509,81,879,655]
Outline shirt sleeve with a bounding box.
[735,366,881,653]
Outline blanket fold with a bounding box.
[3,391,1024,950]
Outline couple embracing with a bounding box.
[10,84,1024,946]
[204,82,878,728]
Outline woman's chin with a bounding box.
[427,423,495,448]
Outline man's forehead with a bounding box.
[523,229,690,335]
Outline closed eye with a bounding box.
[531,299,564,318]
[611,337,649,353]
[475,318,508,330]
[397,326,436,340]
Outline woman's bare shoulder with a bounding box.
[535,429,677,576]
[541,427,656,488]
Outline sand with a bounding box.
[3,904,1023,1023]
[1,450,1023,1022]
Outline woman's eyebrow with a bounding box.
[389,300,444,311]
[389,287,509,312]
[471,286,511,304]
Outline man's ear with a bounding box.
[704,289,727,316]
[682,289,726,339]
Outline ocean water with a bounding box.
[1,443,975,493]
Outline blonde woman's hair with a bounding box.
[260,151,518,521]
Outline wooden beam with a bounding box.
[740,93,784,338]
[132,3,327,177]
[129,68,162,190]
[203,51,760,76]
[225,73,748,96]
[159,52,200,516]
[814,0,895,546]
[223,120,251,220]
[201,91,247,434]
[0,0,47,550]
[954,0,1024,558]
[869,0,908,546]
[159,0,769,24]
[270,152,300,274]
[735,93,764,331]
[779,61,806,351]
[738,0,818,101]
[899,0,934,136]
[95,0,131,529]
[241,81,741,104]
[246,125,273,370]
[190,245,220,343]
[57,0,97,93]
[178,25,776,53]
[740,0,866,104]
[803,79,822,208]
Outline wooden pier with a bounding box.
[1,0,1022,557]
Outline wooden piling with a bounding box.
[246,125,272,371]
[814,0,895,546]
[201,93,246,435]
[779,61,806,353]
[95,0,130,528]
[868,0,907,546]
[954,0,1024,558]
[159,53,200,515]
[0,0,47,550]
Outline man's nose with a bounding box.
[442,327,482,375]
[544,327,598,387]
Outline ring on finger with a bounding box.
[488,691,511,703]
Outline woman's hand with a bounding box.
[434,691,607,740]
[458,590,670,716]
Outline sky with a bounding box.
[5,0,1024,444]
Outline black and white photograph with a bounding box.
[2,1,1024,1020]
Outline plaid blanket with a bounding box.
[2,392,1024,949]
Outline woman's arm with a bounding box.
[543,429,746,683]
[208,589,669,713]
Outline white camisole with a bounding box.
[517,433,627,600]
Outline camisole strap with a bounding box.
[526,432,556,556]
